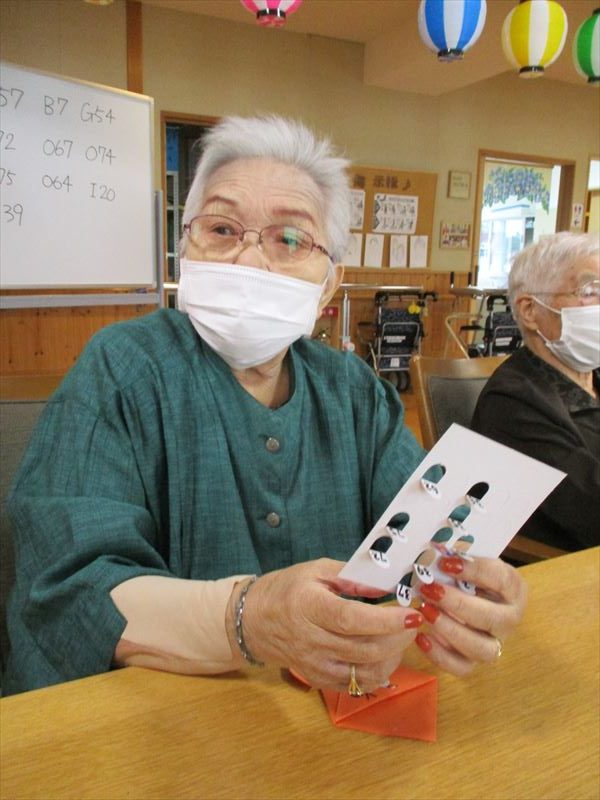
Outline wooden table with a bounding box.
[1,548,598,800]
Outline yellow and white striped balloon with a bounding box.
[502,0,568,78]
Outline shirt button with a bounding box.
[266,512,281,527]
[265,437,280,453]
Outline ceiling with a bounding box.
[139,0,598,96]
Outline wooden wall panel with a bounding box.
[0,271,470,378]
[0,305,155,376]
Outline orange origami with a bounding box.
[291,666,437,742]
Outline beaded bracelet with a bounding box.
[234,576,265,667]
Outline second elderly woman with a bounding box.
[473,232,600,551]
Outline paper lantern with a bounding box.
[418,0,487,62]
[502,0,568,78]
[240,0,303,28]
[573,8,600,85]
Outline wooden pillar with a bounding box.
[126,0,143,94]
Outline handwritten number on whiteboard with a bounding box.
[2,204,24,226]
[85,145,116,165]
[0,168,16,186]
[0,131,16,150]
[89,182,116,201]
[44,96,68,115]
[42,175,72,192]
[43,139,73,159]
[0,87,24,109]
[80,103,115,124]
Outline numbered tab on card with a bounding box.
[413,563,434,584]
[420,464,446,498]
[368,535,394,568]
[369,549,391,568]
[396,582,412,607]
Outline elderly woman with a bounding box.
[472,232,600,551]
[4,116,526,697]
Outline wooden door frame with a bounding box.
[471,149,576,281]
[584,154,600,232]
[159,112,219,288]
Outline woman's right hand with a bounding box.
[235,558,423,694]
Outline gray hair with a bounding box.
[180,115,351,264]
[509,231,600,326]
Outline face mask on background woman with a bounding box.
[534,297,600,372]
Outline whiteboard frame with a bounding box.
[0,61,160,307]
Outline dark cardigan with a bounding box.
[472,346,600,551]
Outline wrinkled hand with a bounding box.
[240,558,423,693]
[416,555,527,676]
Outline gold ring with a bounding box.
[348,664,363,697]
[493,637,503,659]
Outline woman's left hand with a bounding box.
[415,554,527,676]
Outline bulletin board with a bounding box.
[345,165,437,270]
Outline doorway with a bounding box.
[161,113,217,306]
[472,150,575,289]
[584,157,600,233]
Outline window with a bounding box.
[477,159,561,288]
[472,151,574,291]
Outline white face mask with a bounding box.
[533,297,600,372]
[177,260,326,370]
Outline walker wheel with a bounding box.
[398,372,410,392]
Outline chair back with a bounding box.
[409,355,506,450]
[0,375,63,676]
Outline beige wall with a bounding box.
[0,0,126,89]
[2,0,598,272]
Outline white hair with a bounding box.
[180,115,351,264]
[509,231,600,328]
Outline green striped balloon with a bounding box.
[573,8,600,85]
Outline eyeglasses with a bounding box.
[183,214,332,266]
[534,279,600,303]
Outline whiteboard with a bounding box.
[0,61,155,289]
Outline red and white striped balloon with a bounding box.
[240,0,303,28]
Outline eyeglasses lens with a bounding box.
[189,216,314,264]
[579,280,600,300]
[263,226,313,262]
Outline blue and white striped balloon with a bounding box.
[418,0,487,62]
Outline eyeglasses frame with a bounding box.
[529,279,600,302]
[182,213,333,263]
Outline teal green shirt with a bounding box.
[4,309,425,694]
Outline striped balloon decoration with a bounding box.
[240,0,303,28]
[502,0,568,78]
[418,0,487,62]
[573,8,600,85]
